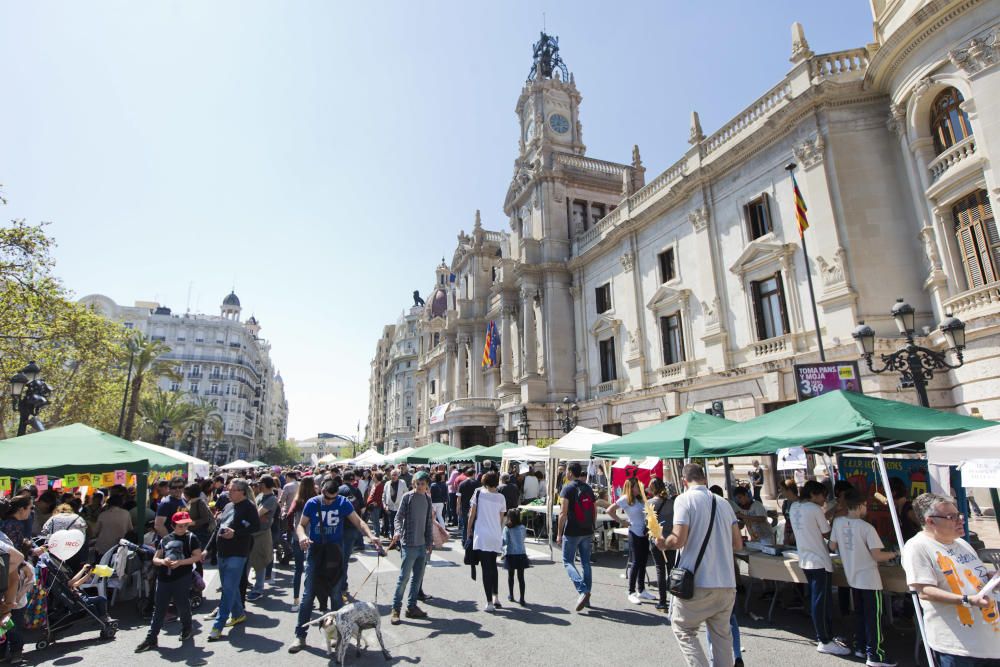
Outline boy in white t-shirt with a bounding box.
[829,490,898,667]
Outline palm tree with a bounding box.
[137,388,196,445]
[122,332,180,441]
[184,396,224,459]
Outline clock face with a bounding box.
[549,114,570,134]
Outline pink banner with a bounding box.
[114,470,126,485]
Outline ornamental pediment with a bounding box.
[645,285,691,312]
[589,312,621,337]
[729,236,794,276]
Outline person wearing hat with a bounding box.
[136,511,203,652]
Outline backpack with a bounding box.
[564,481,596,536]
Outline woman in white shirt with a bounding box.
[468,471,507,612]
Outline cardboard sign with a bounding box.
[63,473,79,487]
[127,474,136,487]
[0,478,11,491]
[34,475,48,490]
[100,472,115,487]
[77,473,91,487]
[19,477,34,489]
[114,470,126,485]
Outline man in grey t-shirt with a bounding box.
[388,471,434,625]
[656,463,742,667]
[248,475,279,600]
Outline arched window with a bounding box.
[931,88,973,154]
[953,190,999,288]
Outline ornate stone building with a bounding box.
[80,291,288,461]
[371,0,1000,448]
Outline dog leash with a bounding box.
[350,542,382,600]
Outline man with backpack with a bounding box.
[135,511,203,652]
[656,463,743,667]
[556,462,597,612]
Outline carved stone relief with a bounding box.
[701,296,721,327]
[792,134,826,169]
[815,252,846,287]
[620,252,635,273]
[887,103,906,138]
[948,27,999,76]
[920,226,942,271]
[688,206,709,232]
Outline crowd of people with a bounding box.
[0,457,996,666]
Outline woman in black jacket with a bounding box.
[646,478,675,611]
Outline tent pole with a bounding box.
[991,489,1000,534]
[547,456,556,562]
[874,441,936,667]
[136,471,148,535]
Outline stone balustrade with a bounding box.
[594,380,619,397]
[483,230,506,244]
[703,81,793,156]
[449,397,501,412]
[556,153,630,177]
[810,48,869,80]
[928,136,977,182]
[942,281,1000,318]
[749,334,790,358]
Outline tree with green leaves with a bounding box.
[183,396,224,459]
[137,388,196,445]
[122,331,180,441]
[259,439,300,466]
[1,213,130,439]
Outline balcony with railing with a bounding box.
[928,136,977,183]
[942,281,1000,319]
[594,380,620,397]
[809,48,869,82]
[746,334,791,359]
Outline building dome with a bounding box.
[429,287,448,318]
[247,315,258,325]
[223,291,241,307]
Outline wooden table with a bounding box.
[745,551,908,621]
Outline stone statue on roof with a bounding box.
[413,290,425,307]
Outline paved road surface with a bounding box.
[25,534,922,666]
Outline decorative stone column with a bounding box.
[443,335,455,402]
[521,288,538,376]
[457,335,469,399]
[500,305,514,387]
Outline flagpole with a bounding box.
[786,163,826,362]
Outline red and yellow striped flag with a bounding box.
[791,172,809,236]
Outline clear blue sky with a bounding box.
[0,1,873,441]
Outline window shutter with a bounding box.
[608,336,617,381]
[761,193,773,235]
[676,313,686,362]
[750,280,765,340]
[958,226,984,288]
[659,316,669,364]
[775,271,791,335]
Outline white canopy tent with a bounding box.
[548,425,619,461]
[351,449,389,466]
[926,425,1000,528]
[134,440,211,479]
[386,447,415,464]
[219,459,254,470]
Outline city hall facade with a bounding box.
[368,0,1000,453]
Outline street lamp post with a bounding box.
[8,361,52,436]
[518,406,529,444]
[554,396,579,433]
[157,419,171,446]
[851,298,966,408]
[185,429,196,455]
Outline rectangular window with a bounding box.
[189,382,199,394]
[211,383,220,394]
[176,336,185,341]
[660,313,685,365]
[952,189,999,288]
[430,379,436,395]
[599,337,617,383]
[602,423,623,436]
[658,247,676,283]
[750,272,790,340]
[571,200,587,231]
[123,322,134,329]
[744,194,772,240]
[591,203,606,227]
[595,282,612,314]
[169,382,180,392]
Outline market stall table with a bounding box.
[518,504,615,546]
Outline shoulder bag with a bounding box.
[667,495,716,600]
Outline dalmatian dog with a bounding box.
[303,600,391,666]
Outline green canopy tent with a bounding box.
[472,441,518,462]
[248,460,268,468]
[403,443,460,464]
[688,390,996,665]
[591,411,733,460]
[432,445,487,465]
[0,423,183,530]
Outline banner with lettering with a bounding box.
[78,473,91,487]
[63,473,79,487]
[114,470,127,485]
[840,455,929,547]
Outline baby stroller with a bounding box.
[275,530,293,566]
[95,539,156,615]
[30,538,118,651]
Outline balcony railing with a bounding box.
[809,48,869,81]
[449,397,500,412]
[942,281,1000,318]
[594,380,619,397]
[928,136,976,183]
[749,334,790,358]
